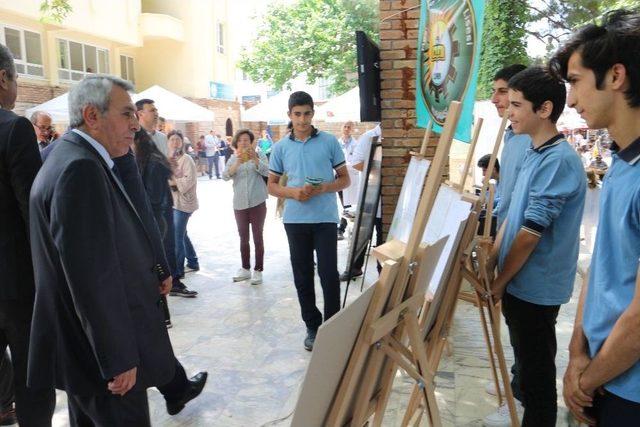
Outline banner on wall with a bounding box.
[416,0,485,142]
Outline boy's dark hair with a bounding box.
[549,9,640,108]
[493,64,527,82]
[477,154,500,172]
[508,66,566,124]
[288,91,314,112]
[135,98,154,111]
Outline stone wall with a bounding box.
[379,0,441,234]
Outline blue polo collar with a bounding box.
[611,137,640,165]
[289,126,319,142]
[533,134,564,152]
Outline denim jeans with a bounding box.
[207,154,220,178]
[173,209,198,277]
[284,223,341,331]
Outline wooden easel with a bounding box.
[401,114,521,426]
[325,102,463,427]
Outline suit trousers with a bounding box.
[0,300,56,426]
[284,223,341,331]
[67,390,150,427]
[0,349,13,410]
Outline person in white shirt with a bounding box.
[339,124,383,281]
[135,99,168,156]
[337,121,360,239]
[204,130,220,179]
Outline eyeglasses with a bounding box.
[35,125,53,132]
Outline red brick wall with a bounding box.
[14,82,69,117]
[379,0,440,233]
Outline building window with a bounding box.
[120,55,135,84]
[0,26,44,77]
[217,22,225,54]
[57,39,109,82]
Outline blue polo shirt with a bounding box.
[583,137,640,403]
[495,127,530,227]
[269,128,346,224]
[498,135,586,305]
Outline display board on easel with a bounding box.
[342,137,382,300]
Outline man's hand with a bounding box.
[564,353,596,425]
[108,367,137,396]
[489,275,507,302]
[290,187,311,202]
[159,276,172,295]
[304,183,325,198]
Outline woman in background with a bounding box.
[167,130,200,297]
[223,129,269,285]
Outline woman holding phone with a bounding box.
[223,129,269,285]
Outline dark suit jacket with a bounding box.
[28,130,175,395]
[0,109,42,302]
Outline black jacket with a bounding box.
[28,131,175,394]
[0,109,42,302]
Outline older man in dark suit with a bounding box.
[28,74,178,425]
[0,43,56,426]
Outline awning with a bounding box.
[25,92,70,123]
[133,85,215,123]
[25,84,215,124]
[315,87,360,122]
[241,91,291,125]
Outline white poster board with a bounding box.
[387,157,431,243]
[291,285,376,427]
[421,185,472,296]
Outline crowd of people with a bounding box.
[1,7,639,427]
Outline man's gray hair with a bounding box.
[68,74,134,128]
[29,110,51,124]
[0,44,16,80]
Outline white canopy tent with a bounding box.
[26,84,215,123]
[25,92,70,123]
[132,85,215,123]
[241,91,292,124]
[315,87,360,122]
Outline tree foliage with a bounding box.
[39,0,72,24]
[238,0,379,95]
[476,0,530,99]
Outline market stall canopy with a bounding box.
[241,91,292,124]
[26,85,215,124]
[133,85,215,123]
[25,92,70,123]
[315,87,360,122]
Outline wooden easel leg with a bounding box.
[487,300,521,427]
[475,292,503,404]
[401,386,422,427]
[405,317,441,427]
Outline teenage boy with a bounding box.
[490,66,586,426]
[268,91,350,351]
[550,9,640,426]
[483,64,530,427]
[491,64,528,228]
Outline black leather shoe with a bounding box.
[339,269,363,282]
[304,329,317,351]
[166,371,208,415]
[0,406,17,426]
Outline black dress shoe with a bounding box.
[166,371,208,415]
[0,407,17,426]
[304,328,317,351]
[339,269,363,282]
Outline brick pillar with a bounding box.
[379,0,440,235]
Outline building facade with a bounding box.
[0,0,250,140]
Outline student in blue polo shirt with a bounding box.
[267,91,350,351]
[550,9,640,426]
[490,66,586,426]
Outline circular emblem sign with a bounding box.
[419,0,477,126]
